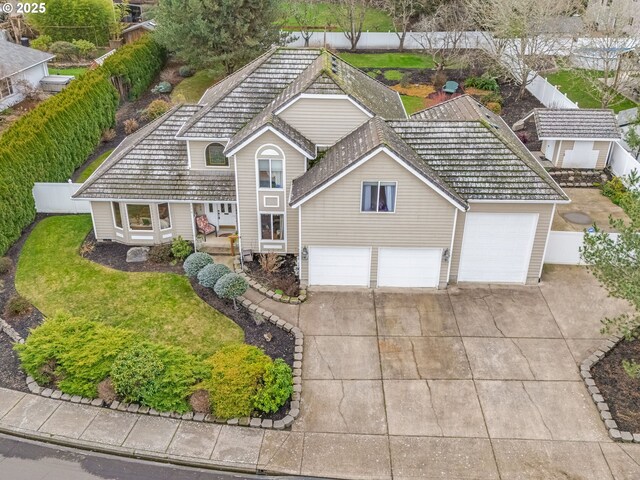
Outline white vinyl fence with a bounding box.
[609,141,640,179]
[525,75,579,109]
[33,183,90,214]
[544,231,620,265]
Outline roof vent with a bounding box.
[331,57,338,74]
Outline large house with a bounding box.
[74,48,569,288]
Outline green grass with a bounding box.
[77,149,113,183]
[339,52,436,69]
[400,95,425,115]
[544,70,638,113]
[171,68,225,103]
[48,67,88,77]
[15,216,244,357]
[383,70,403,82]
[279,1,394,31]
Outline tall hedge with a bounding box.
[0,70,118,254]
[103,35,167,100]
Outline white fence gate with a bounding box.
[544,231,620,265]
[33,183,91,214]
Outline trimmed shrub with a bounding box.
[72,39,96,58]
[0,257,12,274]
[103,35,167,100]
[183,252,214,277]
[197,263,230,288]
[111,344,165,404]
[6,295,31,316]
[152,81,173,94]
[148,244,173,263]
[253,359,293,414]
[214,273,248,306]
[171,236,193,261]
[199,344,271,418]
[49,41,79,61]
[31,35,52,51]
[143,99,172,120]
[179,66,196,78]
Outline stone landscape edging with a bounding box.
[233,257,307,304]
[580,334,640,443]
[0,294,303,431]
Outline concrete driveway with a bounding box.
[284,265,640,479]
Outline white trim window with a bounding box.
[0,78,13,99]
[112,202,123,229]
[258,158,283,189]
[260,213,284,241]
[158,203,172,230]
[205,143,228,167]
[361,181,397,213]
[126,204,153,231]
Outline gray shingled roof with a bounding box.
[73,105,236,201]
[0,39,54,79]
[533,108,622,139]
[290,117,466,208]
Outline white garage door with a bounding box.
[308,247,371,286]
[458,213,538,283]
[378,248,441,288]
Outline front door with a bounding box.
[217,203,236,228]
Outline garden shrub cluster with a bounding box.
[197,263,231,288]
[185,252,249,307]
[601,177,628,206]
[465,73,500,92]
[16,313,293,417]
[103,35,167,100]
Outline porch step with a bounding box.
[199,244,233,255]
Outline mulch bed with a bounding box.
[0,335,27,392]
[244,254,300,297]
[592,339,640,433]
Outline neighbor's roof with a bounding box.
[122,20,157,34]
[290,117,467,208]
[73,105,236,202]
[618,107,638,127]
[0,39,54,79]
[533,108,622,139]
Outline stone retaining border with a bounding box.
[580,334,640,443]
[0,297,302,430]
[233,257,307,304]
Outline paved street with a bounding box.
[2,265,640,478]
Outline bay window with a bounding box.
[361,181,396,213]
[127,204,152,231]
[113,202,123,229]
[158,203,171,230]
[261,213,284,240]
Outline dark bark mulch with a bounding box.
[498,82,544,152]
[0,335,28,392]
[592,339,640,433]
[245,254,300,297]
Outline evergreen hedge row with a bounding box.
[103,35,167,100]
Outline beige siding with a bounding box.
[299,151,457,288]
[170,203,195,240]
[279,97,370,146]
[188,140,235,171]
[553,139,611,169]
[234,130,305,254]
[594,140,611,169]
[91,201,116,241]
[554,140,573,166]
[449,203,554,285]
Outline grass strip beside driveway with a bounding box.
[15,215,243,357]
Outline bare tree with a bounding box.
[569,3,640,109]
[288,0,322,47]
[377,0,424,51]
[334,0,371,51]
[414,0,472,71]
[466,0,581,98]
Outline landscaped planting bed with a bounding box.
[244,254,301,298]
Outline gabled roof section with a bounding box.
[532,108,622,139]
[176,48,323,139]
[122,19,156,34]
[0,39,54,79]
[74,105,235,202]
[290,117,466,209]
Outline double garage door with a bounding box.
[308,247,441,288]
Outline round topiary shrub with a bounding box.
[178,66,195,77]
[197,263,231,288]
[183,252,214,277]
[214,272,248,308]
[110,344,165,404]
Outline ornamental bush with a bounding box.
[49,41,80,61]
[253,359,293,414]
[72,39,96,58]
[464,73,500,93]
[170,236,193,261]
[110,344,165,404]
[197,263,230,288]
[214,273,248,307]
[30,35,52,51]
[183,252,214,277]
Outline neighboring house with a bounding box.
[0,39,54,110]
[521,108,622,169]
[586,0,639,34]
[74,48,568,288]
[122,20,156,44]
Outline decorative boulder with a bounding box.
[183,252,214,277]
[126,247,149,263]
[152,81,173,94]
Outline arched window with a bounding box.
[205,143,228,167]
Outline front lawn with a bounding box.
[77,149,113,182]
[544,70,638,113]
[339,52,436,69]
[171,68,225,103]
[15,215,243,357]
[279,1,394,31]
[400,95,426,115]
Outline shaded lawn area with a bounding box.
[544,69,638,113]
[279,1,393,31]
[401,95,426,115]
[171,68,224,103]
[339,52,436,69]
[77,149,113,182]
[48,67,88,77]
[15,215,243,357]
